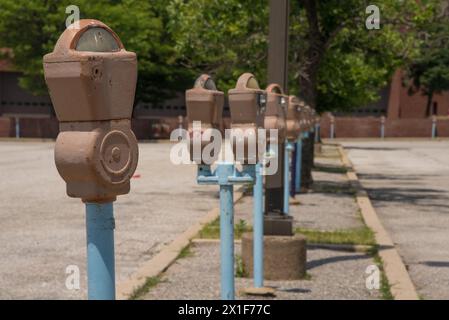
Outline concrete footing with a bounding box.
[242,232,307,280]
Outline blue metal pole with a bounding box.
[291,143,297,196]
[315,123,320,143]
[86,202,115,300]
[253,162,264,288]
[284,142,292,214]
[432,118,437,139]
[217,164,235,300]
[295,136,302,194]
[15,117,20,139]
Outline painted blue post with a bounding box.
[284,142,293,214]
[295,136,302,194]
[432,117,437,139]
[86,202,115,300]
[216,164,235,300]
[253,162,264,288]
[315,123,320,143]
[15,117,20,139]
[291,143,297,196]
[197,162,254,299]
[380,116,385,139]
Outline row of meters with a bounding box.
[43,19,316,203]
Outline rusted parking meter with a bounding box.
[264,84,291,235]
[43,19,138,300]
[229,73,266,290]
[186,74,224,167]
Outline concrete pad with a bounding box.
[0,141,218,299]
[142,242,381,300]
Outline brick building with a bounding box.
[1,49,449,139]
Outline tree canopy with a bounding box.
[406,1,449,114]
[0,0,444,113]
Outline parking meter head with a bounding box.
[186,74,224,164]
[264,84,287,143]
[43,19,137,122]
[286,96,302,140]
[44,20,139,203]
[228,73,267,164]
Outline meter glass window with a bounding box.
[194,76,218,91]
[247,77,260,89]
[75,27,120,52]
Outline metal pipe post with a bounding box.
[86,202,115,300]
[284,142,293,214]
[432,117,437,139]
[295,136,302,194]
[253,162,264,288]
[15,117,20,139]
[315,123,320,143]
[217,164,235,300]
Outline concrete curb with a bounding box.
[337,145,419,300]
[116,190,245,300]
[192,238,372,253]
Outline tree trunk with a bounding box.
[298,0,324,191]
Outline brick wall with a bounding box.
[319,116,449,138]
[2,115,449,139]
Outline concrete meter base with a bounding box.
[264,214,293,236]
[242,232,307,280]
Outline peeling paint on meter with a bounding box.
[43,19,139,203]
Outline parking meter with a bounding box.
[43,19,139,300]
[264,83,287,201]
[186,74,224,165]
[264,84,287,144]
[186,74,256,300]
[44,19,138,203]
[228,73,266,164]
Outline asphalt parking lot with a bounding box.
[0,141,217,299]
[342,140,449,299]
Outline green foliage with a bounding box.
[406,1,449,108]
[0,0,191,104]
[0,0,445,113]
[166,0,269,93]
[129,276,162,300]
[235,255,248,278]
[197,218,251,239]
[295,226,376,246]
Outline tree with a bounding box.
[406,1,449,115]
[0,0,191,105]
[289,0,426,113]
[166,0,269,92]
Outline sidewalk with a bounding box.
[142,144,383,300]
